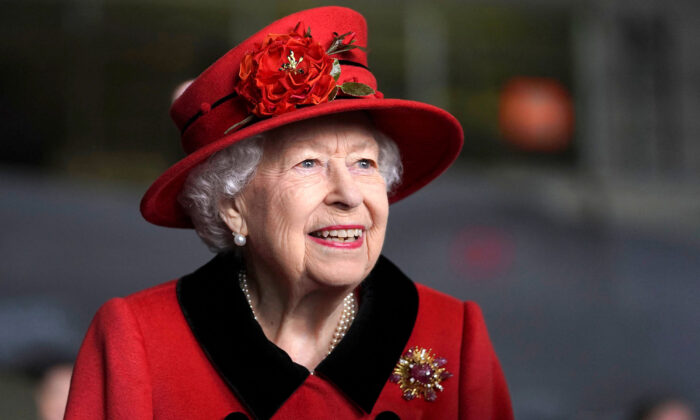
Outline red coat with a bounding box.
[65,254,513,419]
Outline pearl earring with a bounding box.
[233,232,247,246]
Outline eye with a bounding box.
[356,159,376,170]
[298,159,317,169]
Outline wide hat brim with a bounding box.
[141,97,463,228]
[140,6,463,228]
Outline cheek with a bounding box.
[364,183,390,257]
[244,187,310,275]
[363,177,390,222]
[246,179,324,247]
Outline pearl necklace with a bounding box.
[237,269,358,355]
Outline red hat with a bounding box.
[141,6,463,228]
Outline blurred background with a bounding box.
[1,0,699,419]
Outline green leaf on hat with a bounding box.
[224,114,255,135]
[339,82,375,97]
[328,86,340,101]
[331,59,341,81]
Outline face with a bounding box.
[36,364,72,420]
[229,113,389,291]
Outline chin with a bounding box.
[302,234,383,288]
[306,261,369,289]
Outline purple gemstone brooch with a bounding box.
[389,346,452,402]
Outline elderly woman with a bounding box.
[65,6,512,420]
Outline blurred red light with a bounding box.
[449,226,514,281]
[498,77,574,152]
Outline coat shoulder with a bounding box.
[409,283,495,363]
[98,279,182,329]
[122,279,179,309]
[409,283,465,350]
[413,283,487,325]
[414,282,464,314]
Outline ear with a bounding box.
[218,196,249,236]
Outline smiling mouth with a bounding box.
[309,227,364,243]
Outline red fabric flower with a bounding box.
[235,25,336,117]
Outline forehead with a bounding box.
[265,113,379,156]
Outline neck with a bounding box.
[241,264,358,371]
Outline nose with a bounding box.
[325,159,363,209]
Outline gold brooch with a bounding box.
[389,347,452,402]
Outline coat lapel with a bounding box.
[177,253,418,420]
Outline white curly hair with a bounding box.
[178,125,402,252]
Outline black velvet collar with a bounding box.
[177,253,418,420]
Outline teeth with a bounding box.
[310,227,364,241]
